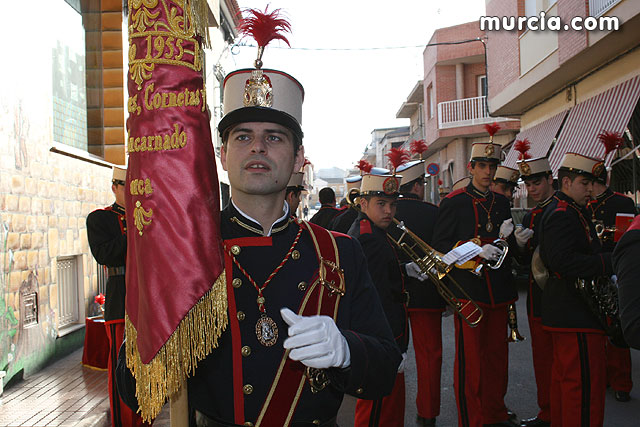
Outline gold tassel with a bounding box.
[189,0,211,49]
[125,271,228,421]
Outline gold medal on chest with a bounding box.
[256,314,278,347]
[486,222,493,232]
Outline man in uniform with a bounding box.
[538,153,613,426]
[432,141,519,427]
[117,10,401,425]
[330,175,362,233]
[348,173,408,427]
[330,167,389,233]
[491,165,520,202]
[310,187,340,228]
[285,171,304,217]
[587,159,636,403]
[513,156,555,427]
[393,160,442,426]
[87,167,148,427]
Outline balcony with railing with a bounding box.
[590,0,622,17]
[437,96,517,130]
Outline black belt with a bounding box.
[107,266,126,276]
[194,410,337,427]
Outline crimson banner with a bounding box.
[124,0,226,421]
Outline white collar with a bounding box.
[231,199,290,237]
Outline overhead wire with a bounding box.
[230,38,485,52]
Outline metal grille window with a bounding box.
[22,293,38,328]
[57,257,80,330]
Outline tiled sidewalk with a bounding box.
[0,349,109,427]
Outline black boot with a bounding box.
[615,390,631,402]
[416,415,436,426]
[520,417,551,427]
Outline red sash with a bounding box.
[254,220,345,427]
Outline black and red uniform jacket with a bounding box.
[539,191,613,332]
[86,202,127,322]
[391,192,444,311]
[432,183,517,307]
[519,195,554,319]
[348,212,409,353]
[587,187,637,252]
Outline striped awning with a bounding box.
[548,75,640,173]
[503,110,568,168]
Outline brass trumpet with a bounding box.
[388,219,484,327]
[472,238,509,276]
[507,303,525,342]
[593,220,615,241]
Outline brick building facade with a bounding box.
[0,0,239,385]
[397,21,520,203]
[486,0,640,205]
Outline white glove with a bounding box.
[499,218,514,239]
[405,262,428,281]
[514,226,534,248]
[397,352,407,373]
[281,308,351,369]
[611,275,617,285]
[479,244,503,261]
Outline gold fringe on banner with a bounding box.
[125,271,228,422]
[189,0,211,49]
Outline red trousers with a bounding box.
[408,310,442,418]
[606,341,633,392]
[528,316,552,422]
[354,373,405,427]
[105,320,151,427]
[549,331,606,427]
[453,305,509,427]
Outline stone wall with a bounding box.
[0,0,117,382]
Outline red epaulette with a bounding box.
[614,192,632,199]
[446,188,466,199]
[359,219,372,235]
[330,230,351,239]
[628,215,640,232]
[555,200,568,212]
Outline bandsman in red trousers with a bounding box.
[349,170,409,427]
[538,153,613,426]
[432,136,520,427]
[513,151,556,427]
[393,157,442,427]
[87,167,150,427]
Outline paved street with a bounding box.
[337,289,640,426]
[0,350,109,427]
[0,288,639,426]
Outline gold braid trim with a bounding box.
[125,270,227,421]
